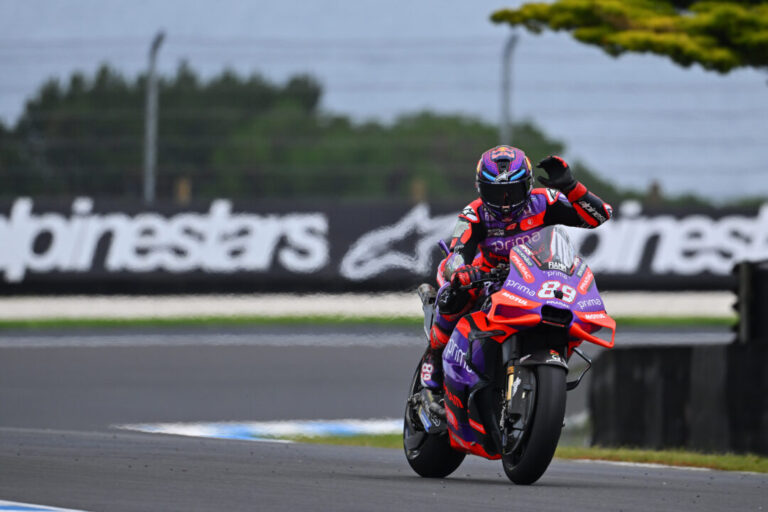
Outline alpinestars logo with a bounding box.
[0,198,329,283]
[545,188,560,204]
[340,204,455,280]
[460,205,478,222]
[577,200,607,223]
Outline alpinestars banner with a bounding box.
[0,198,764,292]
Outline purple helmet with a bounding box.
[475,145,533,220]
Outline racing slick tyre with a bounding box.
[502,364,567,485]
[403,355,465,478]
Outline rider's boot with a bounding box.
[418,346,446,426]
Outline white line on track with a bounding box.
[0,500,88,511]
[0,330,728,349]
[0,333,421,349]
[570,459,712,472]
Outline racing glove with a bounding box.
[537,156,577,193]
[436,265,481,315]
[437,287,470,315]
[450,265,484,288]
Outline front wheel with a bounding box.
[502,364,567,485]
[403,353,465,478]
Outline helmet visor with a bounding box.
[478,179,531,209]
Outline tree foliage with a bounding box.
[4,63,322,198]
[491,0,768,73]
[1,64,634,204]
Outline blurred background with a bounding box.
[1,0,765,205]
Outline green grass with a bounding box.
[279,433,403,449]
[0,314,735,331]
[277,433,767,473]
[555,446,767,473]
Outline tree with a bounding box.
[491,0,768,73]
[7,63,322,198]
[1,63,641,204]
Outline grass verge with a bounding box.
[0,314,735,331]
[277,434,766,473]
[555,446,767,473]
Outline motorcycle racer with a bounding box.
[420,145,613,390]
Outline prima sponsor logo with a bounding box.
[0,198,329,283]
[504,279,536,297]
[577,298,603,309]
[488,231,542,256]
[445,337,473,375]
[513,230,541,247]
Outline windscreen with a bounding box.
[523,226,577,272]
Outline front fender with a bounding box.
[518,348,568,371]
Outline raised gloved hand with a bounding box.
[536,156,577,193]
[450,265,484,288]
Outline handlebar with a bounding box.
[455,264,509,291]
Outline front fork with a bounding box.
[499,332,594,452]
[501,360,537,453]
[499,332,568,453]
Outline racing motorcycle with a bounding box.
[403,226,615,485]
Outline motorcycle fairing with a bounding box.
[443,312,516,459]
[487,231,615,348]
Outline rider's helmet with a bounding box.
[475,145,533,221]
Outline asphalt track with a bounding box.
[1,324,765,511]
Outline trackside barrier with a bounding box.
[590,258,768,454]
[733,259,768,344]
[590,343,768,455]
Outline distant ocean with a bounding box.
[1,0,765,200]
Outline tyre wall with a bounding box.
[589,342,768,455]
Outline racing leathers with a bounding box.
[423,182,613,386]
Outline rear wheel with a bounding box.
[403,353,465,478]
[502,364,567,485]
